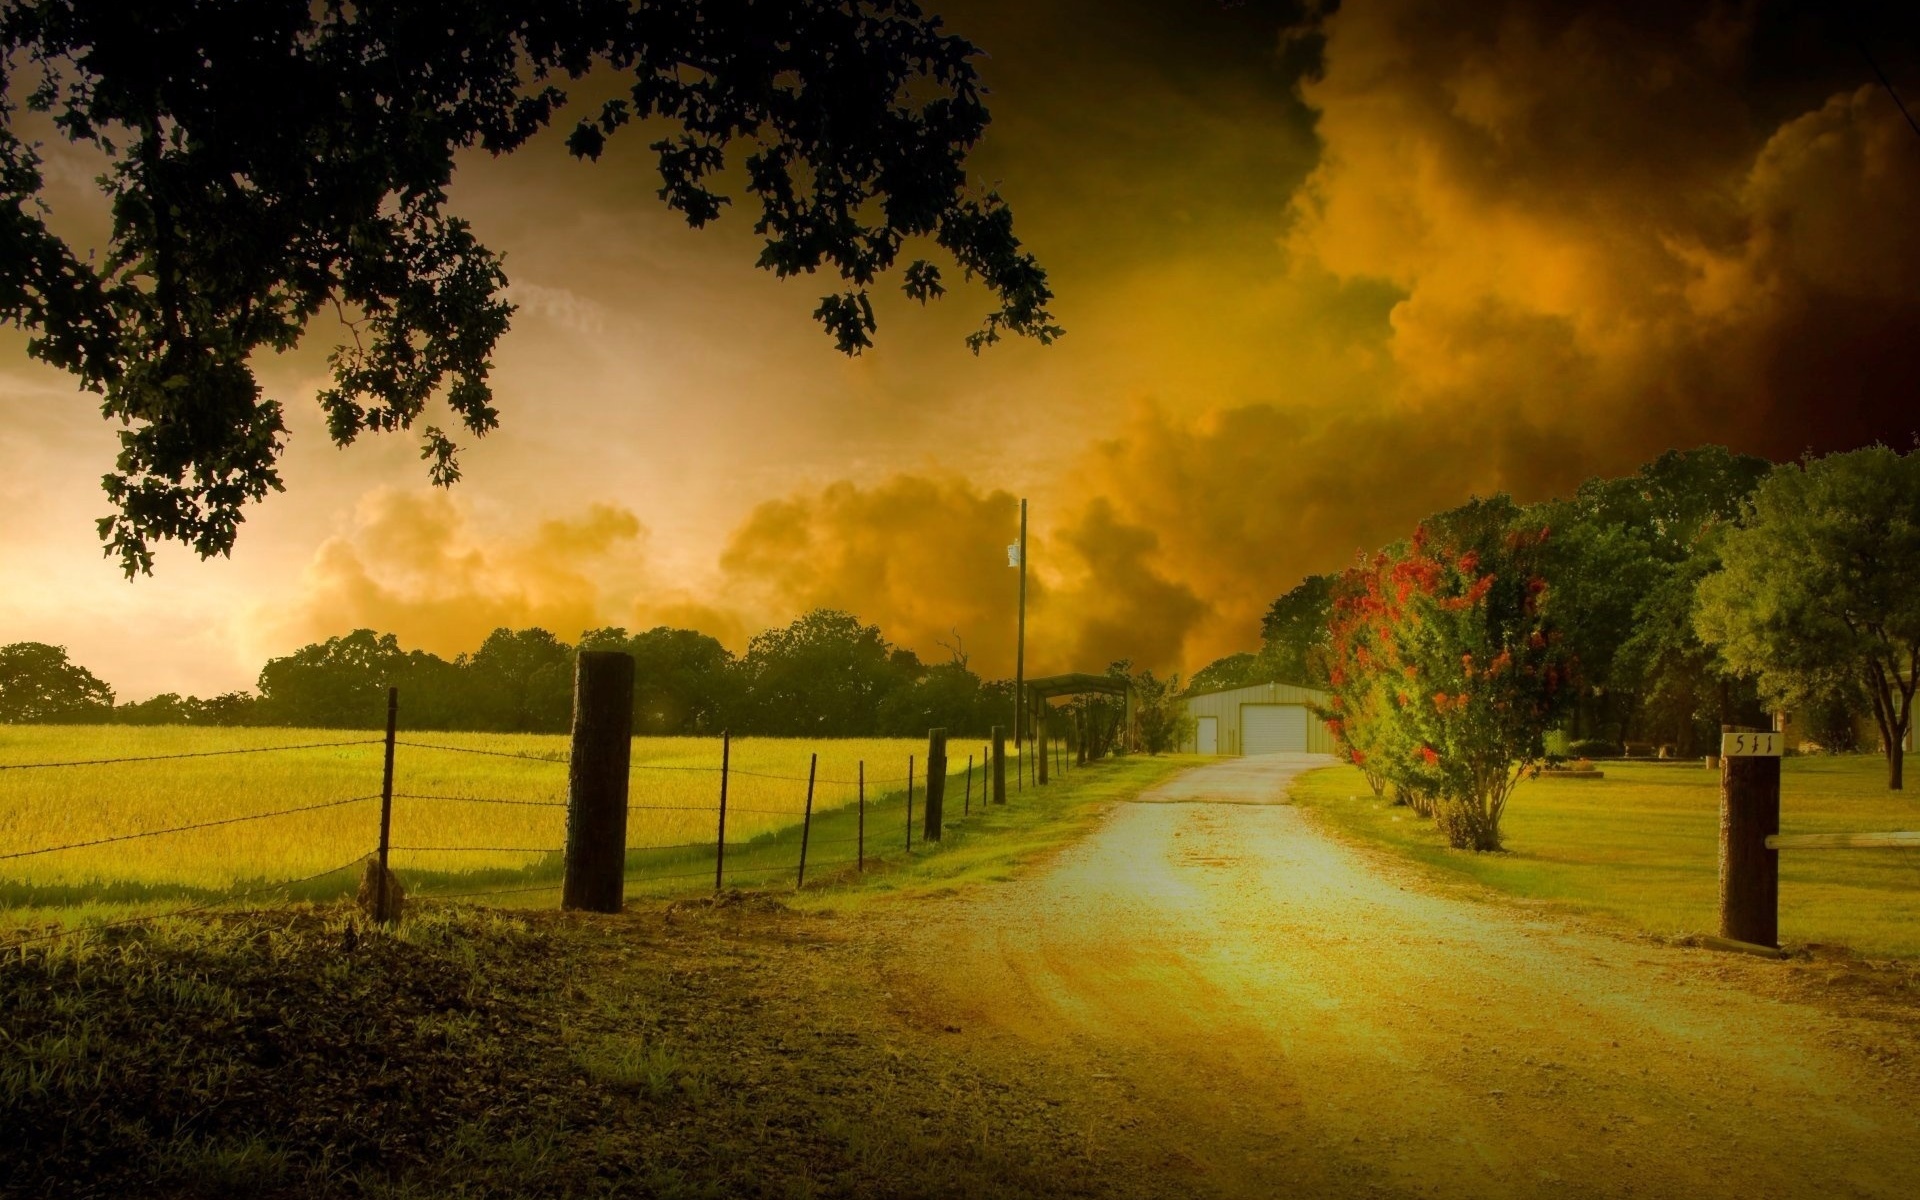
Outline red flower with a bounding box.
[1419,746,1440,766]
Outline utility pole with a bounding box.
[1011,497,1028,786]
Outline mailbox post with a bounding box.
[1719,727,1782,948]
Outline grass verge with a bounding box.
[1,754,1189,1199]
[1289,755,1920,958]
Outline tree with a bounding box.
[878,660,994,737]
[1130,668,1195,755]
[0,642,114,722]
[463,627,574,732]
[1322,519,1575,850]
[1186,652,1258,695]
[1532,446,1771,752]
[1317,562,1404,802]
[582,625,738,734]
[256,629,407,727]
[738,609,912,736]
[1258,574,1334,687]
[112,692,193,725]
[1,0,1059,574]
[1696,446,1920,789]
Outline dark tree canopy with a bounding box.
[1186,651,1258,695]
[1257,573,1332,688]
[0,0,1060,574]
[0,641,114,722]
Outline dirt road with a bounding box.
[893,755,1920,1199]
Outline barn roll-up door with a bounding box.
[1241,704,1308,754]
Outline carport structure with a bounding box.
[1024,673,1132,783]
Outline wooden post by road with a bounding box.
[1719,725,1782,948]
[924,728,947,841]
[563,651,634,913]
[991,725,1007,804]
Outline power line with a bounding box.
[0,738,382,771]
[1854,20,1920,141]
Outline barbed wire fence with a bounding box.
[0,678,1082,947]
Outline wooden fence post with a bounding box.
[1720,725,1782,948]
[797,753,818,889]
[906,754,915,852]
[563,651,635,913]
[925,728,947,842]
[965,754,974,816]
[857,761,865,873]
[992,726,1007,804]
[375,687,398,923]
[714,730,730,892]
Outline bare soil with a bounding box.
[870,754,1920,1199]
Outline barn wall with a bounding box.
[1180,682,1334,755]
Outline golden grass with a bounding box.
[0,726,1022,915]
[1289,755,1920,958]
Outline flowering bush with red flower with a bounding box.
[1316,522,1576,850]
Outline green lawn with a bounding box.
[1289,755,1920,958]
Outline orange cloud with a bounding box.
[262,488,744,659]
[719,475,1028,673]
[1287,0,1920,457]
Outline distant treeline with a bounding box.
[1187,446,1807,759]
[0,610,1024,738]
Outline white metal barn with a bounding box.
[1180,681,1335,756]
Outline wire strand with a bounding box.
[394,741,567,764]
[390,845,562,855]
[393,792,567,808]
[0,738,383,771]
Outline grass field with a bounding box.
[1290,755,1920,957]
[1,752,1193,1199]
[0,725,1043,928]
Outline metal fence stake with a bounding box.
[715,730,730,891]
[991,727,1007,804]
[797,753,817,889]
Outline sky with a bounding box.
[3,0,1919,701]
